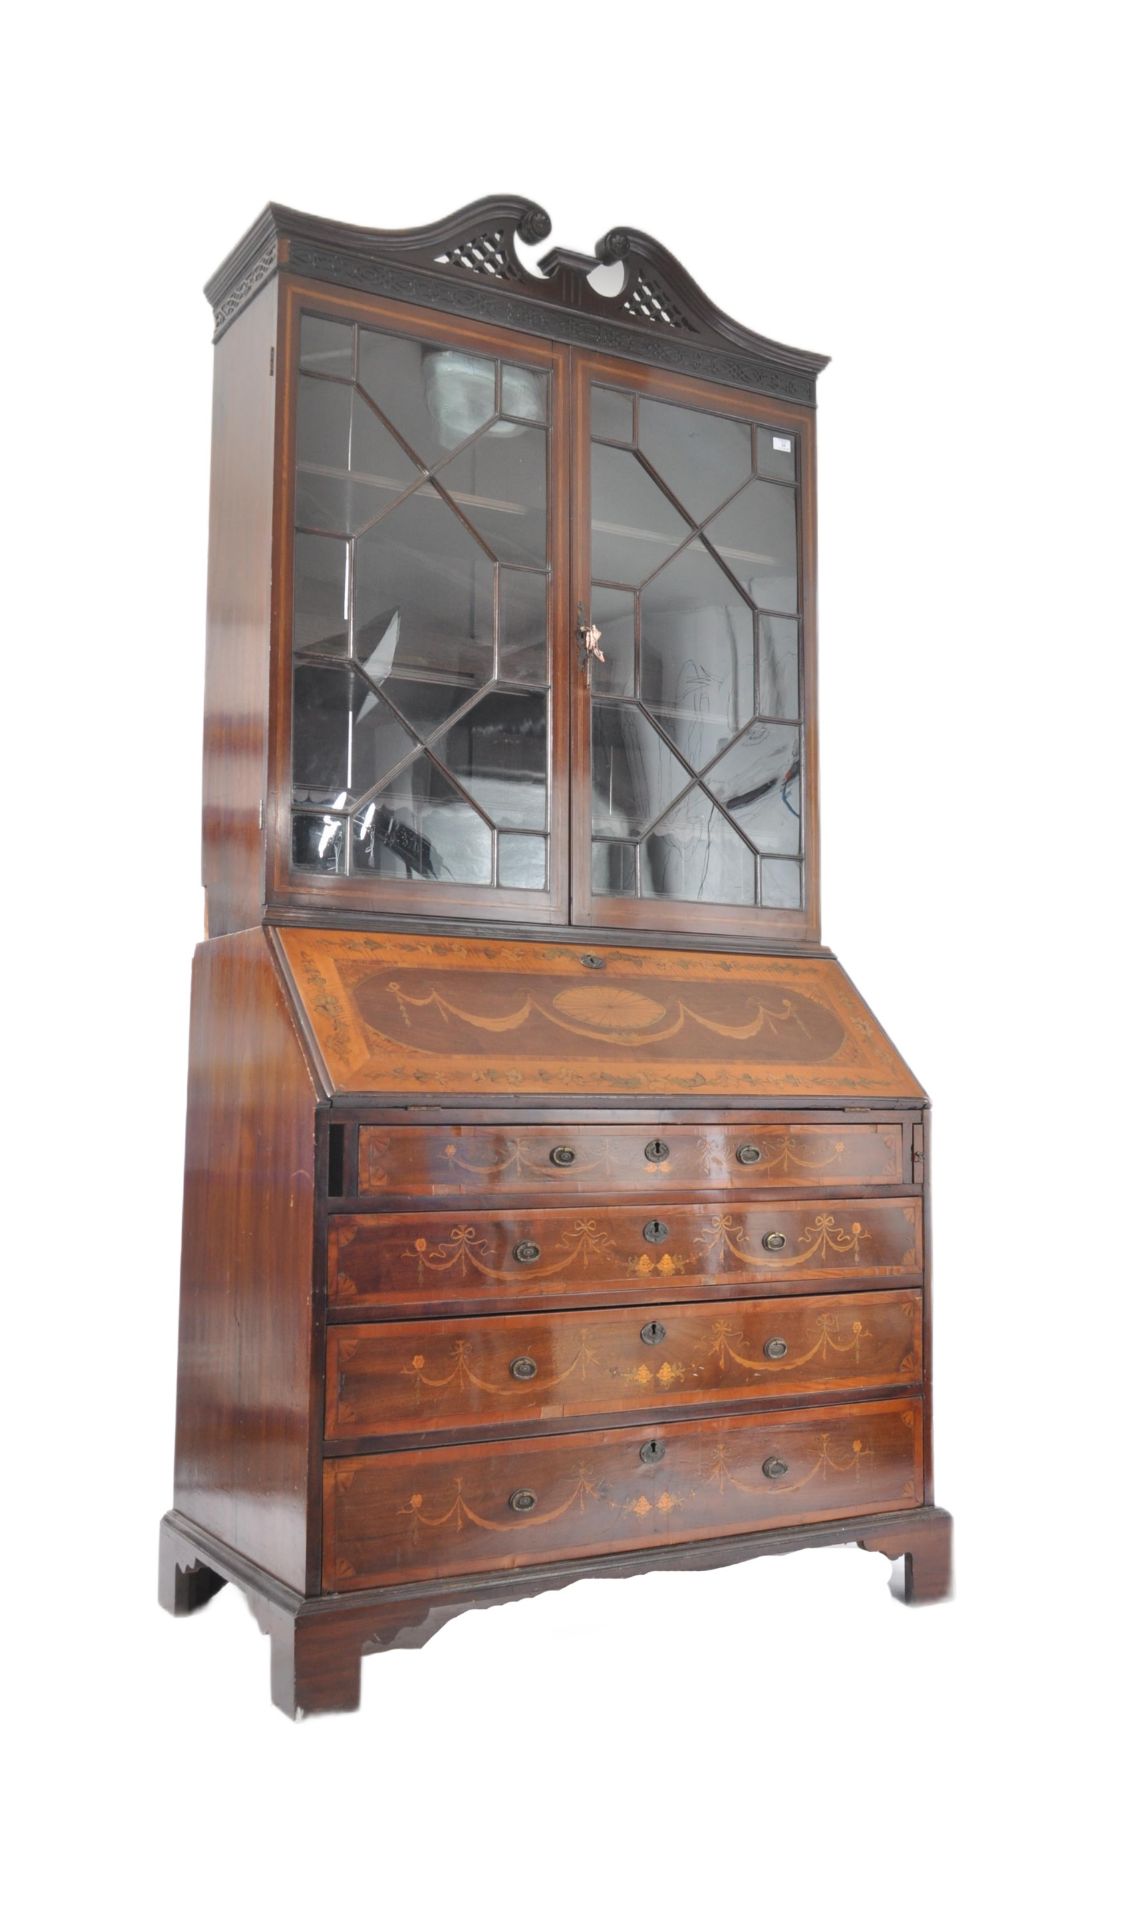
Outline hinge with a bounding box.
[911,1121,925,1181]
[269,347,275,376]
[258,798,264,831]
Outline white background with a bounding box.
[6,4,1125,1913]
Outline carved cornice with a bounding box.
[210,235,278,335]
[205,199,829,404]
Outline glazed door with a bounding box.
[271,283,817,940]
[569,354,818,940]
[273,283,571,923]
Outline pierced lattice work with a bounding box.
[622,275,691,329]
[435,230,519,279]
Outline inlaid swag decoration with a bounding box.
[396,1210,901,1286]
[162,197,950,1720]
[359,1124,902,1191]
[392,1435,883,1544]
[327,1200,922,1309]
[277,929,925,1099]
[329,1298,921,1422]
[355,1122,908,1201]
[324,1402,924,1587]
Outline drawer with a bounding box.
[326,1289,922,1439]
[323,1396,924,1589]
[358,1119,906,1200]
[328,1197,923,1313]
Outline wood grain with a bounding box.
[265,283,572,928]
[201,282,278,937]
[568,348,821,944]
[173,927,320,1589]
[328,1196,922,1314]
[326,1288,922,1438]
[164,208,950,1714]
[324,1397,924,1589]
[161,1502,951,1717]
[357,1119,905,1199]
[276,928,924,1099]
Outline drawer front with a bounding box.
[326,1290,922,1438]
[328,1197,922,1313]
[324,1397,924,1589]
[358,1120,905,1200]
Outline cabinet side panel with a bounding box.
[202,284,278,935]
[174,926,317,1589]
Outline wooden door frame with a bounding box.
[264,285,821,944]
[567,348,820,944]
[266,278,573,927]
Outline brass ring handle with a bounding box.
[510,1356,538,1381]
[643,1219,670,1244]
[644,1139,670,1164]
[762,1231,787,1252]
[640,1320,667,1346]
[764,1338,789,1361]
[736,1143,763,1166]
[514,1240,541,1264]
[639,1439,666,1465]
[550,1145,577,1167]
[762,1456,789,1480]
[509,1488,537,1513]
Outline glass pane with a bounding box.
[705,480,798,613]
[292,812,346,872]
[433,689,547,828]
[756,426,796,483]
[439,423,547,567]
[295,377,420,535]
[499,570,548,685]
[591,444,688,586]
[640,543,755,768]
[291,323,558,900]
[354,490,493,691]
[498,834,546,889]
[590,702,690,837]
[293,533,349,658]
[501,365,547,421]
[354,753,491,884]
[584,382,806,921]
[591,385,634,444]
[761,857,803,908]
[641,786,756,906]
[292,664,415,806]
[704,723,801,856]
[592,840,636,896]
[759,616,800,720]
[358,330,496,466]
[590,587,635,698]
[376,676,475,741]
[638,399,752,524]
[299,316,353,378]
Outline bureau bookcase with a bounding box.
[160,199,953,1715]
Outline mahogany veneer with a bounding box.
[325,1291,923,1439]
[324,1399,925,1588]
[327,1195,923,1314]
[357,1119,907,1199]
[162,199,952,1717]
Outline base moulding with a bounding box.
[159,1503,953,1718]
